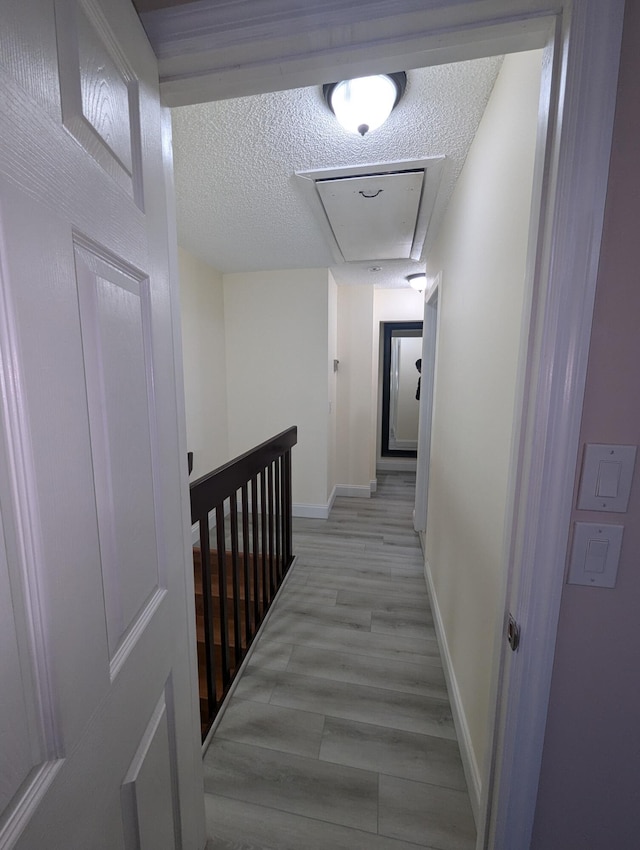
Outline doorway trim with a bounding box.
[414,276,440,535]
[145,1,626,847]
[380,321,423,459]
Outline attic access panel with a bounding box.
[316,171,424,261]
[295,157,445,266]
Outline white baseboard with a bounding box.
[292,502,331,519]
[195,484,375,530]
[293,486,337,519]
[335,484,372,498]
[190,499,232,545]
[190,517,215,545]
[292,484,382,517]
[195,496,336,526]
[377,457,417,472]
[424,559,482,825]
[389,439,418,451]
[370,479,377,493]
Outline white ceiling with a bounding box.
[171,56,503,289]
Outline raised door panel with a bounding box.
[0,183,110,753]
[56,0,143,206]
[0,200,65,845]
[74,240,164,671]
[121,693,177,850]
[0,509,36,816]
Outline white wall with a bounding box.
[335,286,375,491]
[424,50,543,798]
[223,268,331,512]
[178,247,228,479]
[373,288,424,325]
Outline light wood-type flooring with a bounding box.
[204,472,476,850]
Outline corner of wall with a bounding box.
[178,246,228,479]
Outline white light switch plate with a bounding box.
[568,522,624,588]
[577,444,636,512]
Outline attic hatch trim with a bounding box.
[314,167,424,182]
[295,156,446,266]
[316,171,425,262]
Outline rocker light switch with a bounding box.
[568,522,623,588]
[584,538,608,573]
[595,461,621,498]
[577,444,636,512]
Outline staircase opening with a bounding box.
[190,427,298,739]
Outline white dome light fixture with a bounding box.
[323,73,406,137]
[407,273,427,292]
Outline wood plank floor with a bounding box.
[204,472,476,850]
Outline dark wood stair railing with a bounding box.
[190,426,297,740]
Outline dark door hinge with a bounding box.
[507,614,521,652]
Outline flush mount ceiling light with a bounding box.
[407,273,427,291]
[323,72,406,136]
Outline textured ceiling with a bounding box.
[172,56,503,288]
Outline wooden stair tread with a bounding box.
[192,543,292,740]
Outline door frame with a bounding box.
[414,276,440,535]
[142,1,625,846]
[380,321,423,459]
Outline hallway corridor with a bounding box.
[203,472,476,850]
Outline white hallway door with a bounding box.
[0,0,204,848]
